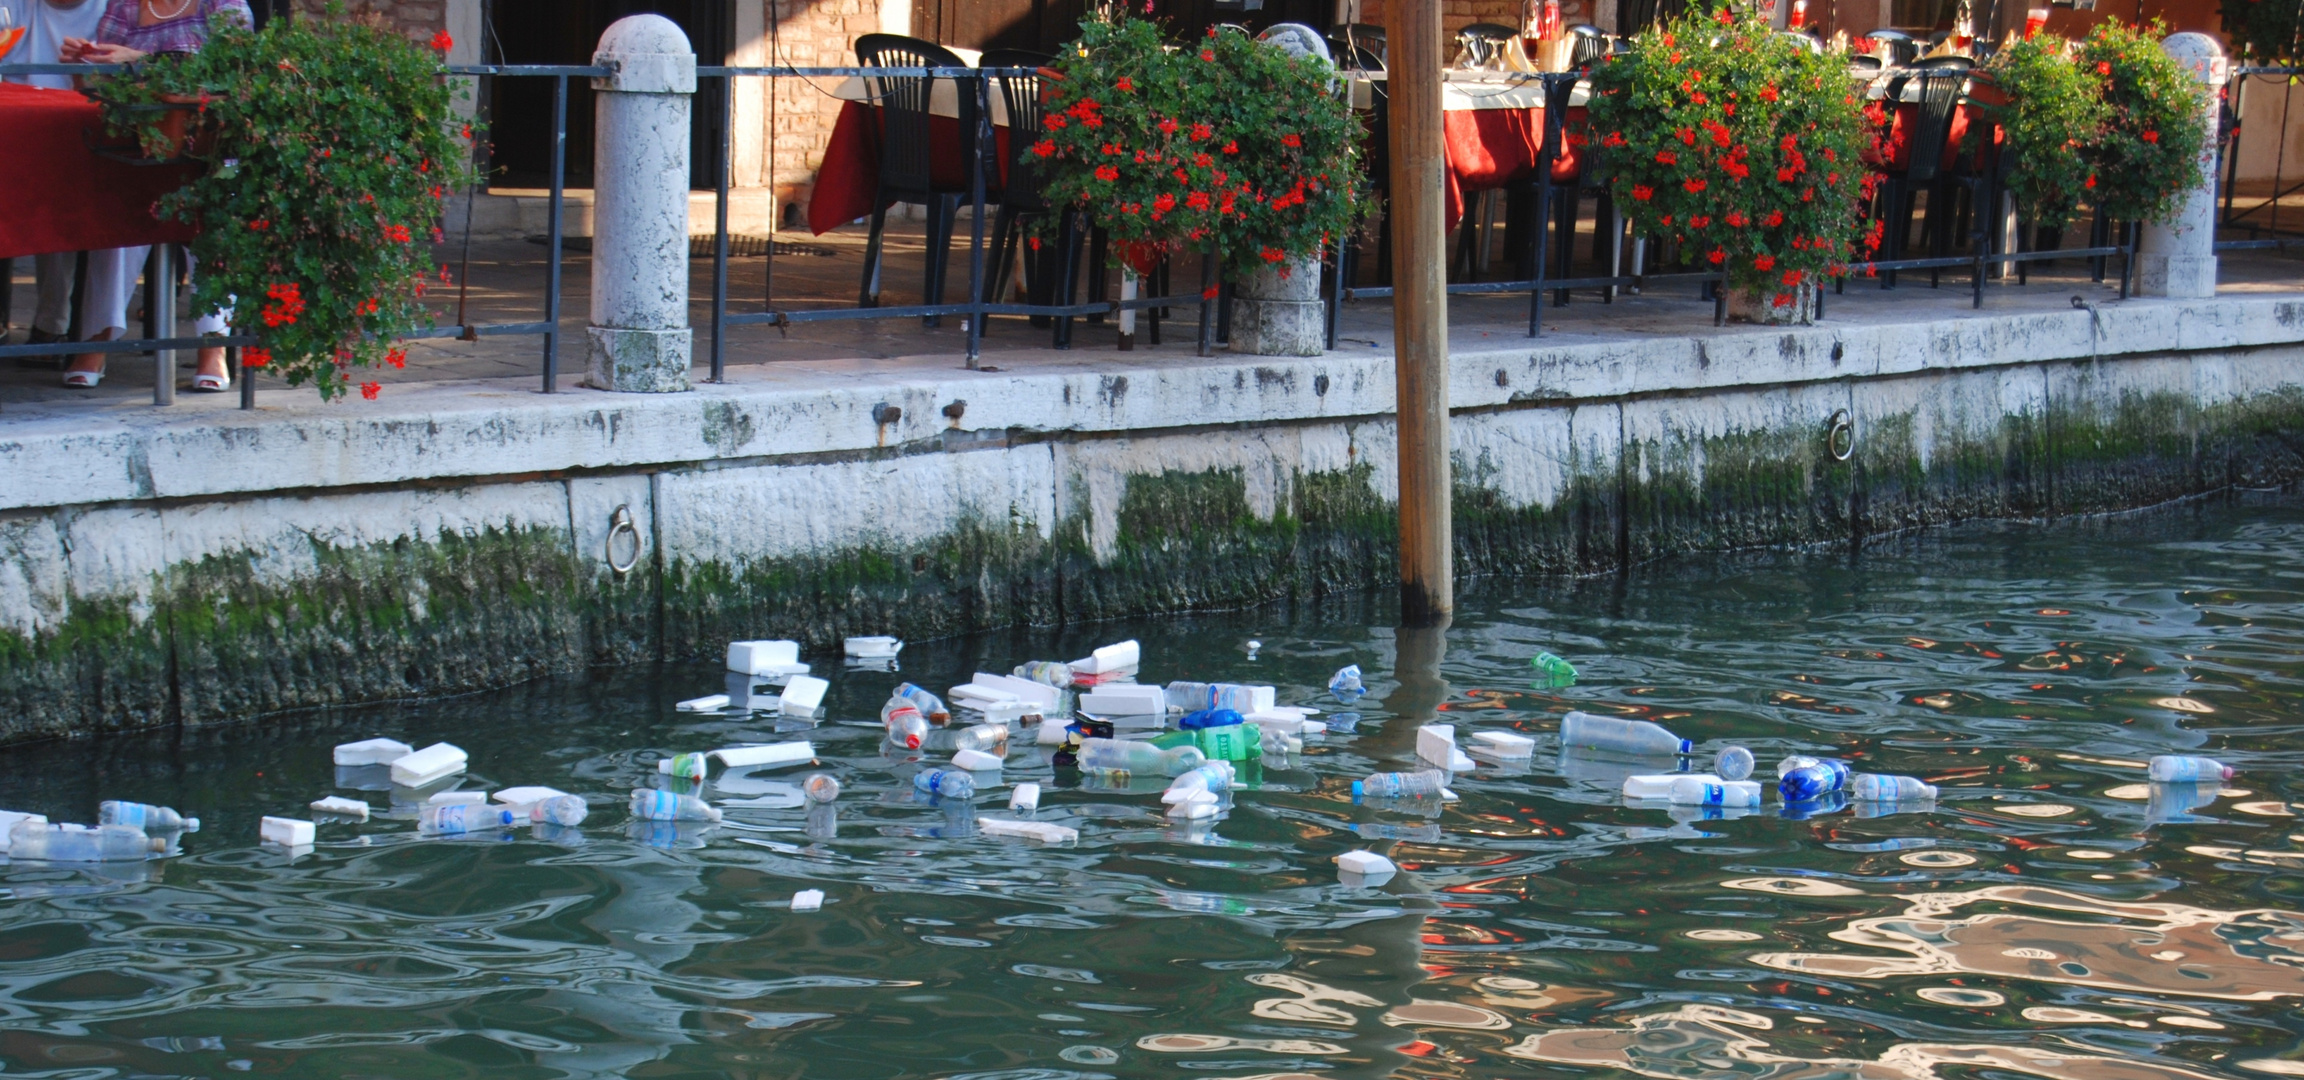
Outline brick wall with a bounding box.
[760,0,879,222]
[301,0,445,44]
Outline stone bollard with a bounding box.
[586,15,695,393]
[1229,260,1328,356]
[2137,32,2227,300]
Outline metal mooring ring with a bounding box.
[1826,409,1855,462]
[607,505,642,577]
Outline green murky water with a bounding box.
[4,495,2304,1079]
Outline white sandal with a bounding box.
[62,363,105,389]
[192,370,230,393]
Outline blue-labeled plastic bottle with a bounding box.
[98,800,199,833]
[1849,773,1936,801]
[1776,755,1852,803]
[2147,755,2233,783]
[913,768,977,800]
[894,683,950,724]
[1180,708,1246,730]
[1353,768,1449,799]
[1713,746,1755,781]
[1560,712,1692,757]
[629,789,722,822]
[1329,665,1366,703]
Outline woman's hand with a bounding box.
[67,41,150,64]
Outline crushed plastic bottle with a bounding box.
[894,683,951,724]
[98,800,199,833]
[1353,768,1450,799]
[952,723,1011,755]
[1560,712,1692,757]
[1669,776,1762,807]
[629,789,723,823]
[1180,708,1246,730]
[1012,661,1076,687]
[1532,652,1578,688]
[1776,756,1852,803]
[1078,738,1205,778]
[1713,746,1755,781]
[883,698,929,750]
[2148,755,2233,783]
[1849,773,1938,801]
[1163,762,1237,804]
[803,773,841,804]
[7,821,162,862]
[1329,665,1366,703]
[913,768,978,800]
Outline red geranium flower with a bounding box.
[1754,254,1775,271]
[430,30,453,51]
[1116,76,1135,92]
[360,381,381,400]
[1191,122,1213,140]
[2142,130,2159,143]
[1034,139,1056,158]
[1159,117,1179,135]
[1631,184,1653,201]
[1682,177,1706,193]
[1095,164,1120,182]
[1282,133,1302,147]
[1656,150,1677,165]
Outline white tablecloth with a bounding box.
[831,46,1016,128]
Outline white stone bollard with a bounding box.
[586,15,695,393]
[2137,32,2227,300]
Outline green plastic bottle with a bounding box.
[1532,652,1577,688]
[1153,724,1263,762]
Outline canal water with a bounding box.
[3,494,2302,1079]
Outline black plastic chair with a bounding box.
[1873,66,1968,288]
[1454,23,1518,69]
[852,33,981,325]
[1568,24,1611,67]
[978,49,1059,335]
[1333,22,1386,63]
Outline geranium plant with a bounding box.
[2078,20,2210,227]
[1585,3,1873,318]
[91,6,473,400]
[1034,12,1364,277]
[1983,35,2106,229]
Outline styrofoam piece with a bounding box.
[791,889,825,912]
[1070,640,1141,674]
[492,786,570,809]
[333,738,413,766]
[1009,783,1040,811]
[845,636,903,658]
[970,672,1063,711]
[762,662,812,679]
[777,675,830,716]
[389,743,468,787]
[1035,717,1070,745]
[726,640,801,674]
[1335,849,1398,875]
[952,748,1005,772]
[1623,773,1716,799]
[1416,724,1478,772]
[1246,711,1326,736]
[1337,868,1396,888]
[976,700,1041,724]
[711,742,815,770]
[676,694,730,712]
[0,810,49,851]
[261,817,316,846]
[426,789,489,807]
[1080,684,1166,716]
[950,684,1020,708]
[1470,730,1536,758]
[979,817,1079,843]
[310,796,370,820]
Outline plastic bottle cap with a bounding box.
[1350,780,1366,797]
[1676,739,1694,754]
[184,817,201,832]
[2221,765,2236,779]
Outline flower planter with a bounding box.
[1229,258,1325,356]
[1725,282,1817,325]
[91,95,220,164]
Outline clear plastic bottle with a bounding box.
[1777,756,1852,803]
[913,768,977,800]
[98,800,199,833]
[883,698,929,750]
[1259,724,1300,757]
[952,723,1010,755]
[629,789,723,822]
[1013,661,1076,687]
[8,821,161,862]
[1850,773,1938,801]
[894,682,951,724]
[1560,712,1692,756]
[1713,746,1755,782]
[803,773,841,804]
[1165,682,1263,713]
[1163,762,1237,803]
[1329,664,1366,703]
[1353,768,1450,799]
[1077,738,1206,778]
[660,752,710,781]
[421,803,513,835]
[1668,776,1762,807]
[2148,755,2233,783]
[529,794,589,826]
[1623,773,1712,799]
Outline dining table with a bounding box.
[803,47,1018,236]
[1349,70,1590,230]
[0,82,199,260]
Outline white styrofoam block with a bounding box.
[0,810,49,851]
[845,636,903,657]
[676,694,730,712]
[1623,773,1715,799]
[1035,717,1070,745]
[777,675,829,715]
[1090,640,1141,672]
[1009,783,1040,811]
[261,817,316,847]
[791,889,825,912]
[762,662,811,678]
[1471,730,1536,758]
[950,684,1019,707]
[979,818,1079,843]
[426,789,489,807]
[389,743,468,787]
[1080,684,1165,716]
[712,742,815,769]
[333,738,412,766]
[970,672,1062,711]
[726,640,801,674]
[1246,712,1325,736]
[1417,725,1477,772]
[1335,850,1397,875]
[952,748,1004,772]
[977,700,1041,724]
[310,796,370,820]
[492,786,570,809]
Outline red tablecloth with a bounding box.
[807,99,1012,235]
[1442,105,1585,230]
[0,83,199,260]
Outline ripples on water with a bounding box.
[3,496,2303,1078]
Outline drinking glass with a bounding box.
[0,9,27,63]
[2024,7,2049,37]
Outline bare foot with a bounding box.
[66,328,114,378]
[196,346,228,380]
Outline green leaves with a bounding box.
[2079,21,2210,226]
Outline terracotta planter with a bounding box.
[99,94,221,163]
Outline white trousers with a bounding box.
[80,246,230,341]
[34,251,77,336]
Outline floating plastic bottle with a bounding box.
[2148,755,2233,783]
[98,800,199,833]
[1532,652,1578,688]
[1623,773,1711,799]
[1154,724,1262,763]
[1078,738,1205,778]
[1260,724,1300,757]
[1777,756,1852,803]
[1180,708,1245,730]
[1353,768,1450,799]
[804,802,838,840]
[803,773,841,804]
[1166,682,1267,714]
[1163,762,1237,804]
[883,698,929,750]
[1669,776,1762,807]
[1560,712,1691,757]
[660,752,710,781]
[1713,747,1755,782]
[420,803,511,835]
[1849,773,1938,802]
[894,683,951,724]
[7,821,162,862]
[629,789,723,823]
[529,794,589,826]
[952,723,1011,755]
[1013,661,1076,687]
[1329,665,1366,703]
[913,768,978,800]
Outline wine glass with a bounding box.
[0,8,28,64]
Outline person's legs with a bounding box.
[33,252,77,339]
[66,245,149,382]
[188,254,229,387]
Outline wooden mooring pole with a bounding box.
[1389,0,1452,626]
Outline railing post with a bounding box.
[544,73,567,392]
[586,16,696,392]
[152,244,175,407]
[2138,33,2228,299]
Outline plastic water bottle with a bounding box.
[629,789,722,822]
[1181,708,1245,730]
[1560,712,1692,757]
[660,752,710,781]
[2148,755,2233,783]
[529,794,589,826]
[1532,652,1578,688]
[1623,773,1712,799]
[1078,738,1205,778]
[803,773,841,804]
[421,803,513,835]
[7,821,162,861]
[98,800,200,833]
[1777,756,1852,802]
[883,698,929,750]
[1669,776,1762,807]
[1013,661,1075,687]
[1329,665,1366,703]
[894,682,951,724]
[952,723,1010,754]
[1713,747,1755,782]
[1354,768,1449,799]
[913,768,977,800]
[1163,762,1237,803]
[1850,773,1938,801]
[1260,724,1300,757]
[1166,682,1262,713]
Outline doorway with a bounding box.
[483,0,732,191]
